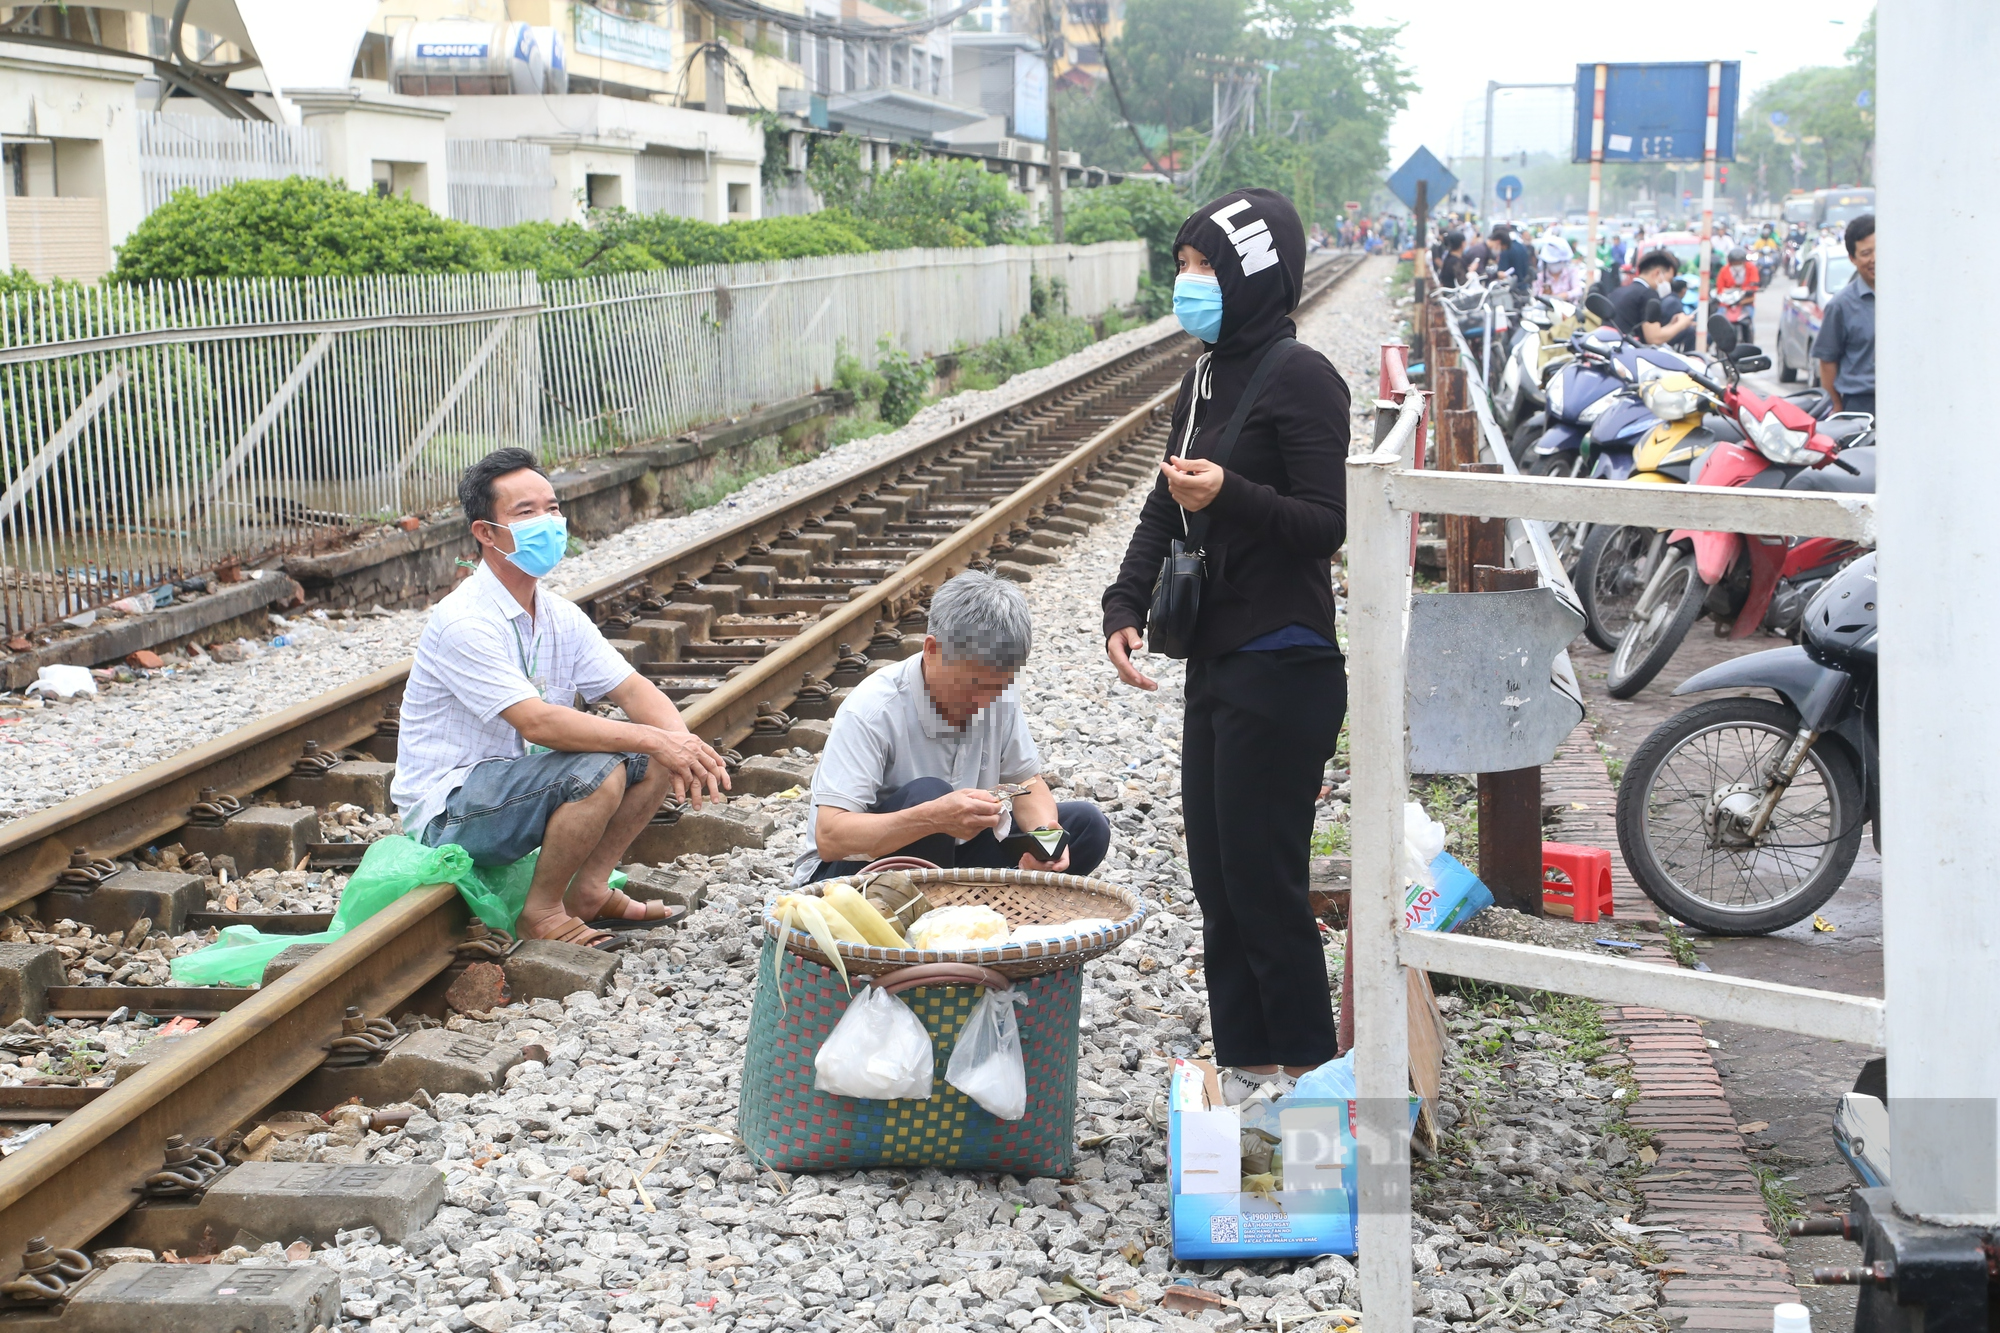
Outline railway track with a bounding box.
[0,253,1364,1305]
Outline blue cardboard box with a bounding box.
[1166,1059,1419,1261]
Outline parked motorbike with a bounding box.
[1615,552,1877,935]
[1713,285,1755,348]
[1603,317,1875,699]
[1492,296,1580,437]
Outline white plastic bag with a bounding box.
[26,665,97,699]
[1400,801,1446,889]
[813,984,933,1101]
[945,989,1029,1120]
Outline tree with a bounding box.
[1736,10,1875,199]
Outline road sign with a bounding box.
[1343,201,1360,211]
[1495,175,1523,203]
[1385,147,1457,213]
[1570,61,1740,163]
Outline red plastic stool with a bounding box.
[1542,842,1615,922]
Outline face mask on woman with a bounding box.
[1173,272,1224,343]
[496,513,568,578]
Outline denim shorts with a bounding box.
[420,750,648,867]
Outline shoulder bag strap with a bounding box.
[1183,337,1299,552]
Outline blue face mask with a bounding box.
[1173,272,1224,343]
[497,513,567,579]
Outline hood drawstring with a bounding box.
[1175,353,1213,540]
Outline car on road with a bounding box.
[1776,243,1857,383]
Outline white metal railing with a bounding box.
[1343,389,1882,1328]
[137,113,326,214]
[0,241,1145,635]
[446,140,557,229]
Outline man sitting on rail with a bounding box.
[794,571,1109,884]
[392,448,730,948]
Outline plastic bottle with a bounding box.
[1772,1302,1811,1333]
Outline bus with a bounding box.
[1782,193,1816,227]
[1815,187,1874,231]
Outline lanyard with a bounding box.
[510,617,541,686]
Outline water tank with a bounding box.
[532,27,569,94]
[391,21,546,96]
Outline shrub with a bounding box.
[112,177,495,281]
[873,337,934,426]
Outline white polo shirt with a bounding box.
[793,653,1042,885]
[392,561,634,837]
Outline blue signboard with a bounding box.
[1495,174,1522,203]
[1571,62,1739,163]
[1385,146,1457,213]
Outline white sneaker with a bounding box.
[1220,1069,1295,1107]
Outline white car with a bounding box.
[1775,242,1857,384]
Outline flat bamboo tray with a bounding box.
[765,867,1155,978]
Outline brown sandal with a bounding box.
[522,915,617,950]
[575,890,684,932]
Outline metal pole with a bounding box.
[1347,418,1416,1333]
[1695,61,1720,354]
[1586,64,1605,292]
[1482,80,1497,237]
[1876,0,2000,1229]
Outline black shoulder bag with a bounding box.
[1145,338,1298,658]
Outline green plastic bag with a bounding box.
[169,837,627,986]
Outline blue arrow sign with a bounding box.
[1496,174,1523,203]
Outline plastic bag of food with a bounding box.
[814,984,934,1100]
[907,905,1009,950]
[944,989,1028,1119]
[27,665,96,699]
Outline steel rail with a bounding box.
[0,254,1367,1277]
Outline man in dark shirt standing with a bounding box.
[1608,249,1694,346]
[1814,214,1876,415]
[1490,225,1535,295]
[1436,230,1468,287]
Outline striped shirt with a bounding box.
[391,561,633,836]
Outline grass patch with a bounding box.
[1309,824,1350,856]
[673,435,817,513]
[1659,919,1701,970]
[1599,741,1627,787]
[1751,1161,1806,1234]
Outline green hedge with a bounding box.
[102,171,1161,285]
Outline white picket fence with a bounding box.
[0,240,1144,634]
[136,112,326,212]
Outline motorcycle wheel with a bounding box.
[1510,413,1546,467]
[1606,547,1706,699]
[1616,697,1864,935]
[1575,524,1657,652]
[1528,453,1587,566]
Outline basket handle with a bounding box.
[874,963,1012,995]
[858,856,940,873]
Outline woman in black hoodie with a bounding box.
[1101,189,1349,1099]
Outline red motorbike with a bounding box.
[1605,319,1874,698]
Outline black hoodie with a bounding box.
[1101,188,1351,659]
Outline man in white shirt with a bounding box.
[393,449,730,948]
[794,571,1109,885]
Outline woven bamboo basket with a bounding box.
[765,867,1154,979]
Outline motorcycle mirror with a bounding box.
[1584,292,1617,323]
[1732,344,1764,359]
[1707,314,1738,353]
[1734,355,1772,373]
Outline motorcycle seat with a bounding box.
[1785,447,1877,494]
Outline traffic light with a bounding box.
[1719,164,1730,187]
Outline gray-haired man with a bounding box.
[793,571,1110,884]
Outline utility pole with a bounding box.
[1482,80,1570,233]
[1044,0,1063,241]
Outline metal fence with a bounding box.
[445,141,557,229]
[0,240,1144,635]
[136,113,327,214]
